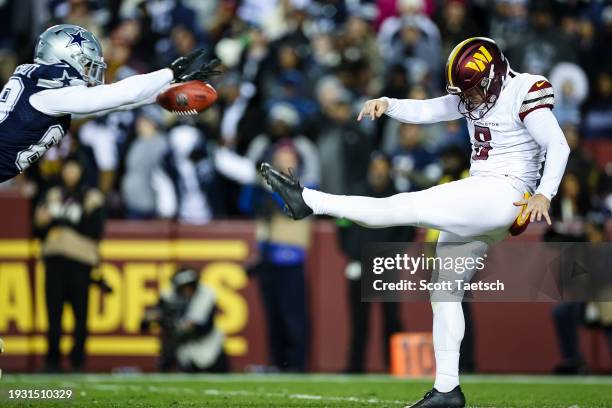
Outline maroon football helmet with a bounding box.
[445,37,509,120]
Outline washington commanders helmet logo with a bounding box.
[464,46,493,72]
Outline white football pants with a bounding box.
[302,174,525,392]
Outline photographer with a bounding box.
[141,267,228,372]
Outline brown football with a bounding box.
[156,81,218,115]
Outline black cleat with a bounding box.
[260,162,313,220]
[405,386,466,408]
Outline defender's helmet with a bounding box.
[34,24,106,86]
[445,37,509,120]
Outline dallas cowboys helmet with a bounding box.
[34,24,106,86]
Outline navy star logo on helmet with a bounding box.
[66,30,89,50]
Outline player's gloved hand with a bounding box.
[513,193,552,225]
[182,58,222,82]
[169,49,222,82]
[358,98,389,121]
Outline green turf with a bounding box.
[1,373,611,407]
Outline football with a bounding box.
[156,81,218,115]
[509,192,532,236]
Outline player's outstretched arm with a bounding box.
[514,108,570,225]
[30,68,174,116]
[357,94,463,124]
[30,49,221,117]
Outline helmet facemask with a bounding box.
[78,53,106,86]
[448,64,498,121]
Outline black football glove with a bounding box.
[169,49,222,82]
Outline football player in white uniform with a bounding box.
[0,24,219,182]
[261,37,569,407]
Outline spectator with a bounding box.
[341,12,383,77]
[549,62,589,127]
[241,142,315,372]
[216,72,262,153]
[378,0,441,62]
[121,106,171,219]
[135,0,201,67]
[389,123,439,192]
[550,171,592,223]
[489,0,529,51]
[34,155,106,372]
[49,0,107,39]
[546,170,593,240]
[582,71,612,139]
[507,1,578,75]
[316,90,373,194]
[582,4,612,79]
[247,102,320,187]
[385,15,442,92]
[163,124,221,224]
[563,124,600,201]
[337,152,414,372]
[435,0,478,59]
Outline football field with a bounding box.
[1,373,611,407]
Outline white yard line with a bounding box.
[77,383,406,406]
[202,388,407,405]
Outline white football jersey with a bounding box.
[467,71,554,193]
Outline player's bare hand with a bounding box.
[513,193,551,225]
[357,98,389,121]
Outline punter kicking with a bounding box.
[260,37,569,408]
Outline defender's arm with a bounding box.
[30,69,173,116]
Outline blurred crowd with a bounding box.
[0,0,610,227]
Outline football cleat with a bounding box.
[405,386,466,408]
[260,162,313,220]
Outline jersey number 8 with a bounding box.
[472,125,492,161]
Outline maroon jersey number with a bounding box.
[472,125,492,160]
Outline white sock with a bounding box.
[432,302,464,392]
